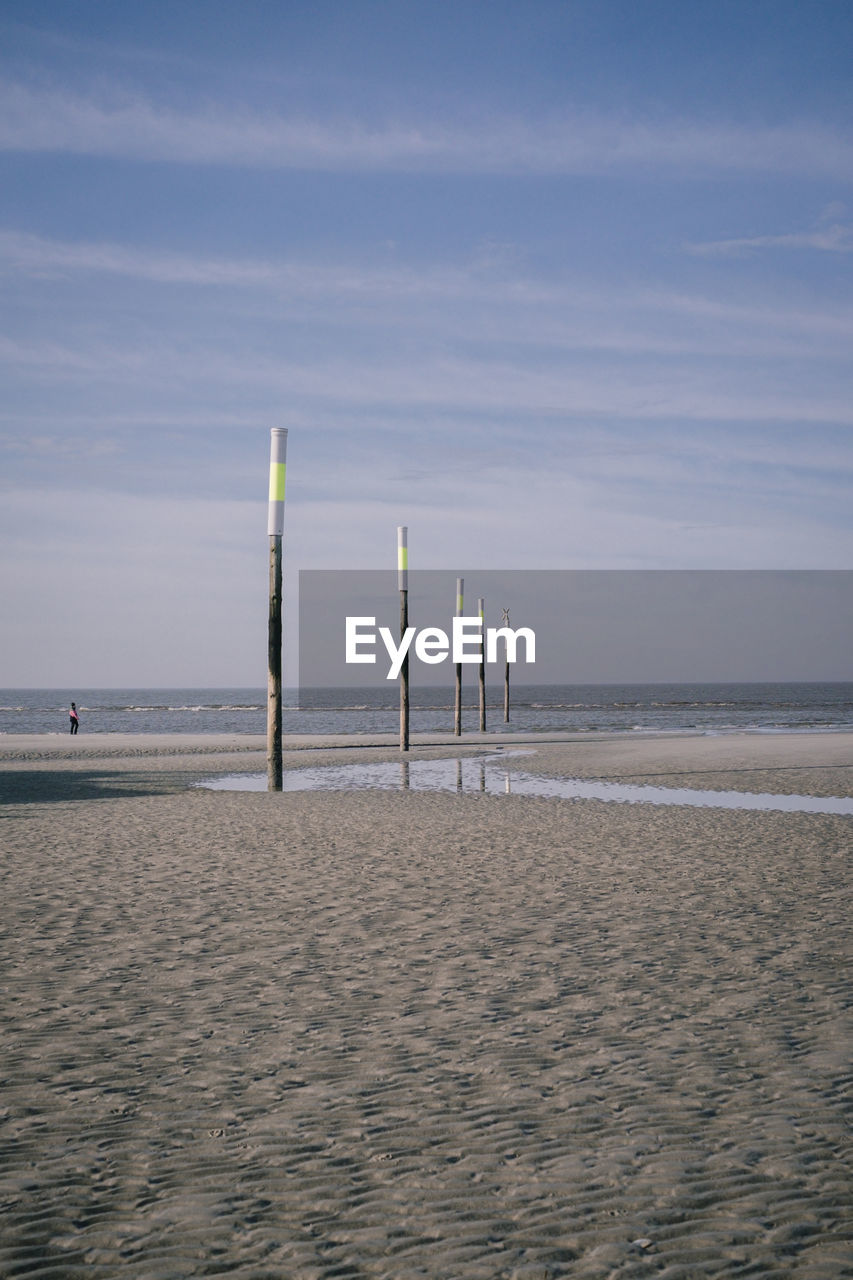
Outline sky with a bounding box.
[1,0,851,686]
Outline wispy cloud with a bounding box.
[4,229,853,360]
[0,228,545,302]
[1,431,119,459]
[1,78,851,177]
[687,222,853,256]
[2,327,852,428]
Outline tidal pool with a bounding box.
[196,753,853,815]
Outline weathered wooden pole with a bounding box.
[398,526,409,753]
[454,577,463,736]
[267,428,288,791]
[502,607,511,723]
[478,596,486,732]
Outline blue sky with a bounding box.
[1,0,851,685]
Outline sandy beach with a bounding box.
[1,732,851,1278]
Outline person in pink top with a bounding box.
[69,702,79,735]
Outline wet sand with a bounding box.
[1,733,851,1277]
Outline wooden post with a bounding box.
[454,577,463,736]
[267,428,287,791]
[502,607,511,723]
[398,526,409,752]
[268,535,283,789]
[478,597,486,732]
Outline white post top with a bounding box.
[268,428,288,536]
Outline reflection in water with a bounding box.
[196,753,853,815]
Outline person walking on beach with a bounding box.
[69,702,79,735]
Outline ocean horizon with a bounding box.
[2,683,852,737]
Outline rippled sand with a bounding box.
[1,735,851,1278]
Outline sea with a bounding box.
[2,684,852,737]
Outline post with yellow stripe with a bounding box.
[398,526,409,753]
[478,596,487,733]
[267,428,287,791]
[502,607,511,724]
[454,577,464,737]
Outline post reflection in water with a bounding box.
[197,752,853,815]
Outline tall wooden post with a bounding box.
[267,428,287,791]
[398,526,409,752]
[454,577,463,736]
[502,607,511,723]
[478,596,486,732]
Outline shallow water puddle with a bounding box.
[197,753,853,814]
